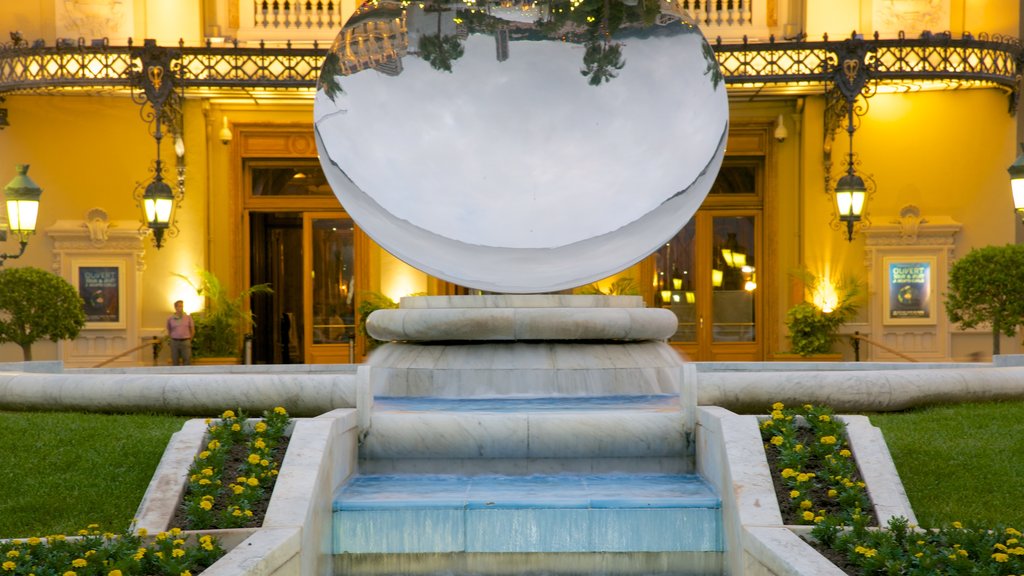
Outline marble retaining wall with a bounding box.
[4,361,1024,415]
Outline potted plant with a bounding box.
[175,270,272,362]
[783,272,861,358]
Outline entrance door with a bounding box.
[655,210,762,360]
[304,212,360,364]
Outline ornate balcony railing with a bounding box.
[0,33,1020,106]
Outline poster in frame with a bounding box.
[72,261,126,329]
[883,256,937,326]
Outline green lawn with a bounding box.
[1,401,1022,539]
[869,400,1024,528]
[0,411,187,539]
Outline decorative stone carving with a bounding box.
[84,208,111,245]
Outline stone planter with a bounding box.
[133,410,361,576]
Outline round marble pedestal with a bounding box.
[365,295,685,397]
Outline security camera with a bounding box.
[774,114,788,142]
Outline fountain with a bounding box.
[314,0,729,572]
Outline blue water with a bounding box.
[373,395,680,413]
[333,473,721,554]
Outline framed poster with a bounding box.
[883,256,936,325]
[72,261,126,329]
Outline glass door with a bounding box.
[654,210,761,360]
[304,213,359,364]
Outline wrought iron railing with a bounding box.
[0,33,1019,101]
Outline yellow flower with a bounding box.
[996,543,1008,551]
[769,436,783,446]
[789,490,800,499]
[952,521,963,529]
[172,549,186,558]
[801,511,814,521]
[63,572,76,576]
[802,404,813,410]
[761,419,773,429]
[248,453,262,464]
[781,468,796,478]
[232,509,243,517]
[208,440,221,450]
[72,559,87,568]
[993,552,1010,563]
[134,548,147,560]
[231,484,245,495]
[199,451,211,459]
[771,410,784,420]
[793,444,803,452]
[796,473,811,482]
[109,571,124,576]
[202,468,214,476]
[1007,527,1022,537]
[245,510,254,517]
[200,500,214,510]
[27,537,40,546]
[247,477,260,487]
[261,459,269,467]
[231,424,241,432]
[199,478,211,486]
[2,562,15,572]
[254,439,267,450]
[771,402,784,410]
[173,538,185,546]
[1007,538,1019,545]
[827,489,838,498]
[814,516,824,523]
[1010,546,1024,555]
[799,500,812,510]
[182,571,193,576]
[854,546,877,558]
[819,435,837,445]
[957,549,968,557]
[254,422,267,433]
[157,532,168,540]
[839,449,851,458]
[818,414,831,422]
[222,410,236,418]
[274,406,287,415]
[4,551,17,559]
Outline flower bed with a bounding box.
[0,526,223,576]
[761,402,1024,575]
[172,408,292,530]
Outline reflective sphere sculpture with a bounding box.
[314,0,728,293]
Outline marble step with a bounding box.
[359,396,690,469]
[332,473,723,555]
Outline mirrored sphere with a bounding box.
[314,0,728,293]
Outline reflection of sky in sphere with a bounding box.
[314,24,728,249]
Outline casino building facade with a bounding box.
[0,0,1020,366]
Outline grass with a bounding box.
[0,411,187,539]
[2,401,1023,540]
[869,400,1024,528]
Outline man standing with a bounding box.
[167,300,195,365]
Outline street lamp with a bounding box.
[1008,146,1024,222]
[1,164,43,266]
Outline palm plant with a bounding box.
[174,270,273,359]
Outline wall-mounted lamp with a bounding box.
[219,116,233,145]
[1008,144,1024,222]
[131,39,185,249]
[0,164,43,266]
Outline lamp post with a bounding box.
[1,164,43,266]
[1008,146,1024,222]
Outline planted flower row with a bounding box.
[762,402,1024,574]
[0,526,222,576]
[181,407,292,530]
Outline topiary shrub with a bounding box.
[945,243,1024,355]
[0,266,86,360]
